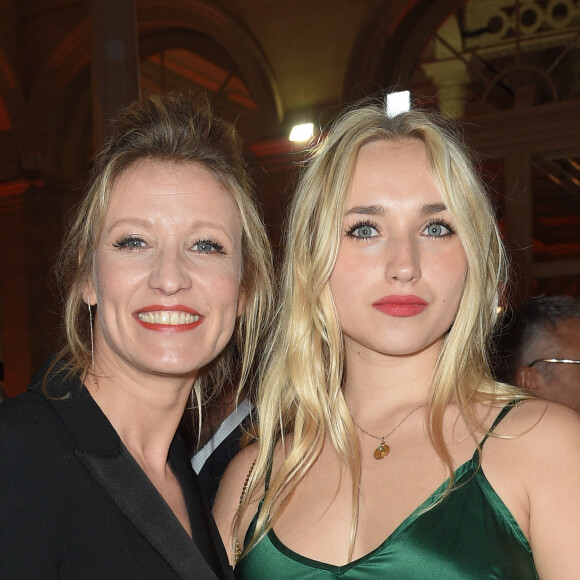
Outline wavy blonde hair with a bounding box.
[234,99,525,559]
[51,92,273,414]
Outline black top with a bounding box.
[0,357,234,580]
[196,417,252,507]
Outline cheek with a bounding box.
[93,260,142,304]
[329,266,351,308]
[330,248,363,294]
[436,247,467,286]
[208,268,243,309]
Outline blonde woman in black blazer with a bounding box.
[0,93,272,579]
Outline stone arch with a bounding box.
[28,1,283,183]
[138,0,282,135]
[343,0,464,102]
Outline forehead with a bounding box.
[554,318,580,349]
[533,318,580,355]
[105,159,240,221]
[346,137,439,204]
[356,137,428,166]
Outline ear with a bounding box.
[82,275,97,307]
[516,367,545,397]
[79,251,97,306]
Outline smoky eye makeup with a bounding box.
[112,235,147,250]
[422,219,456,239]
[345,220,380,240]
[191,238,225,254]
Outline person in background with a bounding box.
[0,92,272,579]
[494,295,580,412]
[214,99,580,579]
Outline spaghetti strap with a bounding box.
[264,450,275,492]
[256,448,275,512]
[479,399,521,448]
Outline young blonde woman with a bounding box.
[213,100,580,579]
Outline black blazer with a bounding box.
[0,358,234,579]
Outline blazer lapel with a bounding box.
[32,360,231,580]
[76,444,221,580]
[169,437,233,580]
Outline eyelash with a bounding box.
[344,219,456,240]
[422,219,455,239]
[345,220,379,240]
[192,239,225,254]
[112,236,225,254]
[112,236,146,250]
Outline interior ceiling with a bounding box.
[138,0,579,293]
[411,0,580,291]
[140,49,261,142]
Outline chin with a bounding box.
[148,366,198,380]
[137,356,200,378]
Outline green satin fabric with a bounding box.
[235,403,538,580]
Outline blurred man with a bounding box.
[495,295,580,412]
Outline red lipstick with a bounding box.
[133,305,203,333]
[372,295,428,317]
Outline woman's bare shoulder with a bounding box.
[486,398,580,498]
[494,398,580,442]
[212,442,259,563]
[498,400,580,577]
[213,442,258,515]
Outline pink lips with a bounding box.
[133,305,203,333]
[372,295,428,317]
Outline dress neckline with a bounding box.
[260,400,524,573]
[266,458,475,573]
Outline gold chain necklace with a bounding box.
[352,403,427,460]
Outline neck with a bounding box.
[86,359,194,470]
[342,342,440,420]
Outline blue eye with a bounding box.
[347,222,379,239]
[193,239,224,254]
[113,236,147,249]
[423,222,453,238]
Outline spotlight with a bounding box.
[386,91,411,117]
[289,123,314,142]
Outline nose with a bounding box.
[148,247,193,295]
[384,233,421,283]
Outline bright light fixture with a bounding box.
[386,90,411,117]
[289,123,314,142]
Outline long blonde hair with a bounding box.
[52,92,273,414]
[235,99,520,558]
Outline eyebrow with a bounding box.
[106,218,237,239]
[344,205,384,217]
[107,218,152,230]
[420,203,447,215]
[344,202,448,217]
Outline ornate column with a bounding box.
[89,0,140,146]
[422,58,471,118]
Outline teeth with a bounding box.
[138,311,200,325]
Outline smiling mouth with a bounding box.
[137,311,200,325]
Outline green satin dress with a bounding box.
[235,402,538,579]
